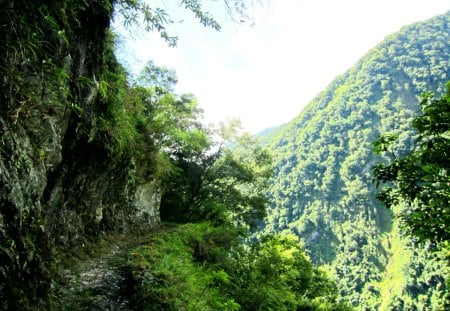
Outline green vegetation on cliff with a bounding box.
[2,0,450,309]
[262,11,450,310]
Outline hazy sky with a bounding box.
[114,0,450,133]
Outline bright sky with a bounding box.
[114,0,450,133]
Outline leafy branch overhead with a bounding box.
[115,0,258,46]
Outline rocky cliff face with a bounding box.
[0,1,160,307]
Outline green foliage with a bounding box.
[115,0,262,47]
[125,223,241,310]
[115,0,242,46]
[376,221,450,310]
[373,82,450,243]
[0,1,74,123]
[227,234,351,310]
[96,37,142,155]
[116,0,179,46]
[262,12,450,309]
[93,30,273,230]
[93,45,206,182]
[160,126,273,230]
[130,73,273,227]
[126,223,351,310]
[136,60,178,91]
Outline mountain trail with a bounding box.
[56,234,148,310]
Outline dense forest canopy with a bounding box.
[261,11,450,310]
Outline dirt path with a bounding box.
[56,236,146,310]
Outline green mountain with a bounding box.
[263,12,450,310]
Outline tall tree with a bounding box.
[160,122,273,229]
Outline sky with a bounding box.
[114,0,450,133]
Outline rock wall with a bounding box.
[0,1,160,307]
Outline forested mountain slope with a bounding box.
[263,11,450,310]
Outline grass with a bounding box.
[125,222,240,311]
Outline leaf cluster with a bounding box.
[115,0,223,46]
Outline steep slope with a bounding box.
[264,12,450,309]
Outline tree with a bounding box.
[372,82,450,243]
[160,121,273,230]
[130,61,272,229]
[136,60,178,91]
